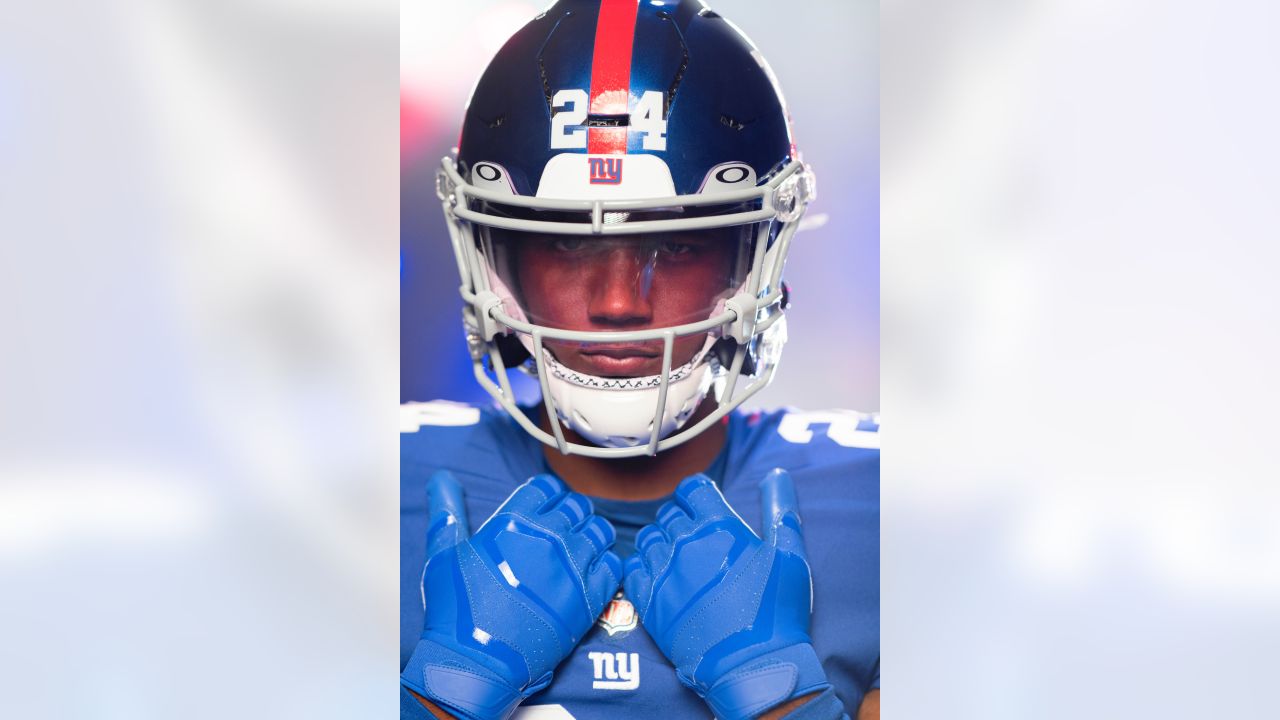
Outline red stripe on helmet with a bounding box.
[587,0,640,155]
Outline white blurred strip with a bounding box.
[0,466,210,559]
[0,0,399,717]
[885,0,1280,717]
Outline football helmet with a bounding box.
[436,0,815,458]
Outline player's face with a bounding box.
[507,229,745,377]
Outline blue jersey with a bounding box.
[401,401,879,719]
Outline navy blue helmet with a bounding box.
[435,0,816,458]
[458,0,797,196]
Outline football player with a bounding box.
[401,1,878,719]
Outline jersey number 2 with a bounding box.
[777,411,879,449]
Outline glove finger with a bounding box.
[656,499,697,540]
[425,470,469,557]
[586,549,623,617]
[674,474,737,525]
[760,467,807,555]
[636,523,667,554]
[636,524,673,578]
[486,474,570,526]
[622,554,653,616]
[565,515,617,576]
[540,490,594,535]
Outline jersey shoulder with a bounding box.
[733,406,879,461]
[400,399,491,434]
[400,400,535,480]
[726,406,879,490]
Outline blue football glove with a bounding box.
[624,470,835,720]
[402,471,622,720]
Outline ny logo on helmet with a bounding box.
[588,157,623,185]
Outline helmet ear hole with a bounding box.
[711,337,757,376]
[495,334,531,368]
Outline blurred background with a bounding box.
[401,0,881,413]
[884,0,1280,717]
[1,0,398,717]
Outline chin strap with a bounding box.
[710,337,756,376]
[494,333,531,369]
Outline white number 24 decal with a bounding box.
[550,89,667,151]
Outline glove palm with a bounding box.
[403,472,621,720]
[624,471,830,720]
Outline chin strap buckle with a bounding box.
[467,290,505,342]
[722,292,759,344]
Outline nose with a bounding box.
[587,247,654,326]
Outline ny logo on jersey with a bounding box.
[587,157,623,185]
[588,651,639,690]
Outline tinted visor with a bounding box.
[480,225,759,377]
[482,224,756,330]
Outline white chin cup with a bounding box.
[538,349,715,449]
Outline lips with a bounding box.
[575,344,663,377]
[581,344,662,359]
[544,338,707,379]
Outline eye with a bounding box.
[659,239,694,256]
[551,237,586,252]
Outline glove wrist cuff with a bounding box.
[401,639,524,720]
[704,643,831,720]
